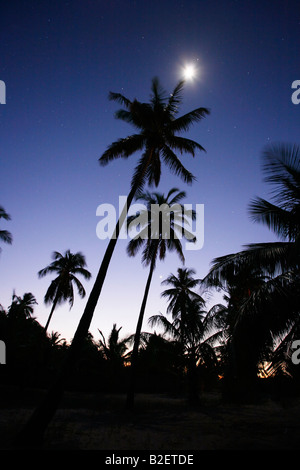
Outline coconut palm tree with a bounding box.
[38,250,92,332]
[0,206,12,252]
[8,292,37,319]
[125,188,196,408]
[202,142,300,396]
[98,323,131,367]
[157,268,206,404]
[15,77,209,447]
[160,267,205,345]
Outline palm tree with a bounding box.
[202,142,300,396]
[160,267,204,345]
[38,250,92,332]
[98,323,131,367]
[126,188,196,408]
[0,206,12,252]
[8,292,37,319]
[15,77,209,446]
[150,268,204,403]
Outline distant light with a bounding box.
[182,64,196,81]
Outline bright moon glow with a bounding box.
[183,64,196,81]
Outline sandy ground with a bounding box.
[1,390,300,450]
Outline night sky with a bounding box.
[1,0,299,343]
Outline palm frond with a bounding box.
[108,91,132,109]
[170,107,210,133]
[130,153,153,196]
[150,77,167,108]
[167,135,206,156]
[70,275,86,299]
[204,242,294,285]
[165,80,185,116]
[0,230,12,244]
[249,197,297,241]
[162,146,195,184]
[0,207,11,221]
[99,134,146,166]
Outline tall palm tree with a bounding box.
[15,77,209,446]
[202,142,300,394]
[38,250,92,332]
[0,206,12,252]
[126,188,196,408]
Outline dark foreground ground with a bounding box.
[0,388,300,450]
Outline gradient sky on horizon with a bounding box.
[0,0,299,343]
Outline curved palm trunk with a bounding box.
[126,253,157,409]
[44,294,59,332]
[13,157,153,448]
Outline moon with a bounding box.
[182,64,196,81]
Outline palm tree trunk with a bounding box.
[13,156,153,447]
[187,345,199,405]
[126,253,156,409]
[44,294,59,332]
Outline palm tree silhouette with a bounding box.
[15,77,209,445]
[125,188,196,408]
[98,323,131,367]
[150,267,205,403]
[38,250,92,332]
[0,206,12,252]
[8,292,37,319]
[160,267,204,345]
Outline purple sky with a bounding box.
[1,0,299,343]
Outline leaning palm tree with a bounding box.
[38,250,92,332]
[0,206,12,252]
[126,188,196,408]
[15,77,209,446]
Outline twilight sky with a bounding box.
[1,0,299,343]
